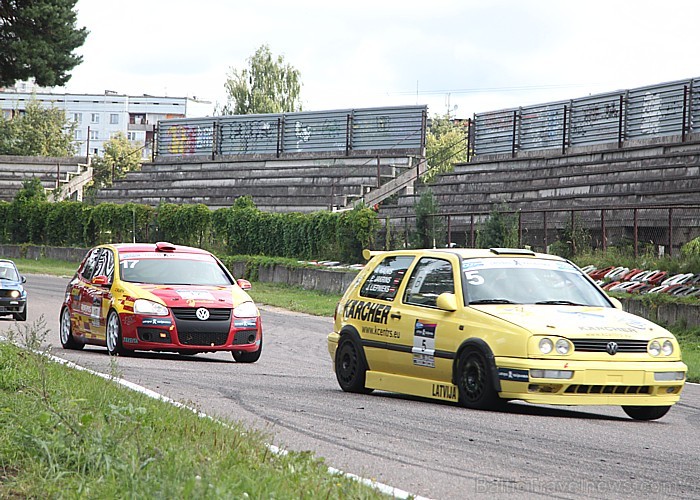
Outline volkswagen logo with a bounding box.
[606,341,619,355]
[195,307,210,321]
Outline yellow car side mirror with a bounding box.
[436,292,458,312]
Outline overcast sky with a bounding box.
[59,0,700,118]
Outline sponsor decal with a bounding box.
[176,290,216,301]
[343,299,391,325]
[123,337,138,344]
[498,368,529,382]
[625,319,648,330]
[361,325,400,338]
[142,317,172,326]
[412,320,436,368]
[234,319,257,328]
[578,326,636,334]
[432,383,458,401]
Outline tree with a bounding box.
[422,114,468,183]
[13,177,47,203]
[89,132,142,189]
[0,0,88,87]
[411,189,445,249]
[220,44,302,115]
[0,98,75,156]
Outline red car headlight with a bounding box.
[133,299,169,316]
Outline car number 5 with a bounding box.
[464,271,484,285]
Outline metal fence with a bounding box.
[474,77,699,156]
[156,105,427,158]
[377,205,700,258]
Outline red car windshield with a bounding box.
[119,254,233,286]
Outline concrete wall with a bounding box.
[0,244,87,262]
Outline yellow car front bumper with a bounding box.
[496,357,687,406]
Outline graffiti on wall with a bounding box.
[163,125,213,154]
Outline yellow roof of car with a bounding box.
[363,248,565,261]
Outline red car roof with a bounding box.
[109,242,212,255]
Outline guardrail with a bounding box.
[474,77,700,156]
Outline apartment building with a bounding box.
[0,80,191,159]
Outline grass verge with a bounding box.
[0,319,384,498]
[6,257,78,277]
[247,281,341,317]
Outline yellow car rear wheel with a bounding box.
[335,337,373,394]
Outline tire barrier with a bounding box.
[585,266,700,297]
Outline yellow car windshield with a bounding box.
[462,258,610,307]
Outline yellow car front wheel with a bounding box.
[622,405,671,421]
[456,350,501,410]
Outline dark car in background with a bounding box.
[0,259,27,321]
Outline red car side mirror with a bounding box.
[237,278,252,290]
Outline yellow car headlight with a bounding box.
[555,338,571,355]
[539,338,553,354]
[648,340,661,356]
[661,340,674,356]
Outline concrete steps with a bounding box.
[96,154,420,212]
[0,156,84,202]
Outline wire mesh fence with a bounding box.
[375,205,700,258]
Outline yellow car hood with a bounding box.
[470,304,667,340]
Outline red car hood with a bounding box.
[133,284,251,309]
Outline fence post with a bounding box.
[345,113,352,156]
[211,121,217,161]
[470,214,475,248]
[276,117,282,157]
[633,208,638,259]
[447,214,452,247]
[511,110,517,158]
[618,94,624,148]
[518,210,522,247]
[601,209,607,253]
[570,210,575,255]
[376,156,381,188]
[561,105,568,154]
[404,217,409,249]
[668,208,673,257]
[682,85,688,143]
[466,118,472,162]
[543,211,548,252]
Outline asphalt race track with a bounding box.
[2,274,699,499]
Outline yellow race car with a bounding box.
[328,248,687,420]
[60,242,262,362]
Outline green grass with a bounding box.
[0,319,384,499]
[6,257,78,277]
[247,282,341,317]
[672,328,700,383]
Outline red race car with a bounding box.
[59,242,262,362]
